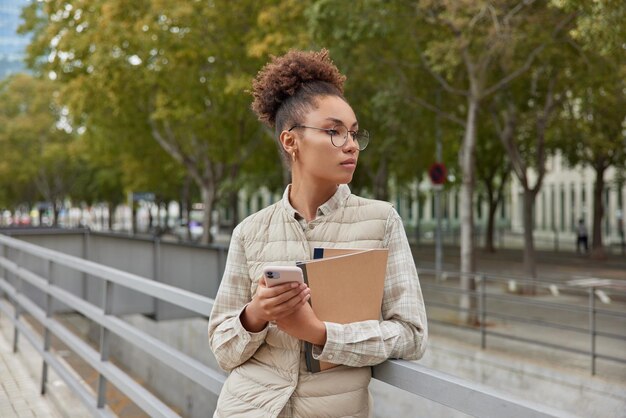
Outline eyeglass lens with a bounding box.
[330,126,369,150]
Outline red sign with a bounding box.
[428,163,447,185]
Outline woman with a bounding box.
[208,49,427,418]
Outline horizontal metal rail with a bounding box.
[0,282,177,417]
[0,299,114,418]
[0,232,578,417]
[372,360,578,418]
[485,329,591,357]
[595,330,626,341]
[422,299,626,344]
[0,258,226,394]
[418,266,626,296]
[0,234,213,317]
[419,273,626,374]
[483,311,589,335]
[424,284,626,319]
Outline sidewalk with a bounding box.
[0,328,62,418]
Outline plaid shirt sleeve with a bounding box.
[312,209,428,367]
[208,225,268,372]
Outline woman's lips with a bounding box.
[340,159,357,169]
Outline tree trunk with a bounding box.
[131,202,137,235]
[200,185,215,245]
[230,190,239,231]
[52,202,59,227]
[156,201,162,230]
[459,97,478,324]
[107,202,114,231]
[164,201,171,232]
[373,158,389,201]
[148,203,154,231]
[591,164,606,259]
[521,189,537,294]
[181,176,192,241]
[485,197,498,253]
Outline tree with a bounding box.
[307,0,439,200]
[475,125,510,253]
[555,0,626,258]
[248,1,440,200]
[407,1,574,317]
[558,59,625,258]
[20,0,274,244]
[0,73,82,225]
[492,68,563,286]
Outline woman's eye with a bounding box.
[326,129,339,136]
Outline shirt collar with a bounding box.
[282,184,351,220]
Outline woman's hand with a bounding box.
[275,303,327,346]
[241,277,311,333]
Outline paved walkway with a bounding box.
[0,329,62,418]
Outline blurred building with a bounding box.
[509,153,624,240]
[224,153,625,248]
[0,0,29,79]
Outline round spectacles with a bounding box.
[288,124,370,151]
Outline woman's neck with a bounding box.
[289,177,338,222]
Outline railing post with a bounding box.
[97,280,114,408]
[41,259,54,395]
[13,250,23,353]
[0,242,5,316]
[480,274,487,349]
[153,236,161,316]
[589,286,596,375]
[82,229,90,300]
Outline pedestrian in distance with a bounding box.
[576,218,588,254]
[208,49,427,418]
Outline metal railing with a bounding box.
[417,267,626,376]
[0,233,574,417]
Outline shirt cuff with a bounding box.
[235,303,269,344]
[312,322,344,362]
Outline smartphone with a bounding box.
[263,266,304,287]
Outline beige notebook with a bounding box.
[298,248,388,372]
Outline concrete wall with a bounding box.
[3,230,227,319]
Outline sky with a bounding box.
[0,0,30,79]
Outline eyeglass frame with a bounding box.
[287,124,370,151]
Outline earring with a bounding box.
[292,151,297,162]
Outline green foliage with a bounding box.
[0,73,84,212]
[18,0,282,240]
[551,0,626,171]
[3,0,621,227]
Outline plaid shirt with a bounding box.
[208,185,427,371]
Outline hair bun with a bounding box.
[251,49,346,127]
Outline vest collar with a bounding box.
[282,184,351,220]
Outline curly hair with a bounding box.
[251,49,346,136]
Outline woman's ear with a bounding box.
[279,130,298,155]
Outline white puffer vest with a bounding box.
[215,191,394,418]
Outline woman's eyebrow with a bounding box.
[324,117,358,128]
